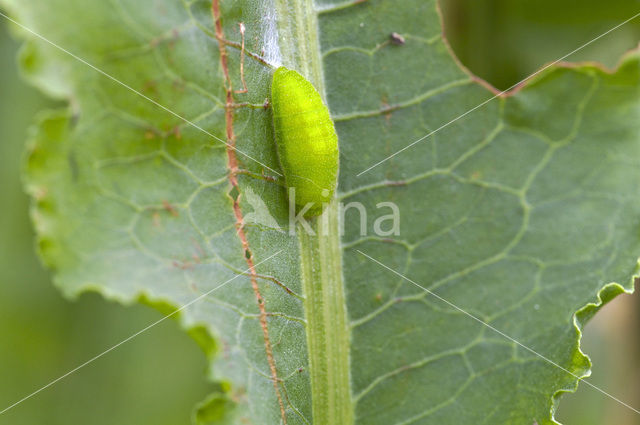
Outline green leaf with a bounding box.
[3,0,639,424]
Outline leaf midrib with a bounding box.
[273,0,353,423]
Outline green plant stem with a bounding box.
[298,200,352,425]
[273,0,352,421]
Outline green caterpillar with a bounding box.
[271,67,339,217]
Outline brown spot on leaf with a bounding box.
[172,126,182,140]
[389,32,406,45]
[142,79,158,94]
[152,211,161,228]
[162,200,179,217]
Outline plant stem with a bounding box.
[273,0,353,422]
[298,201,353,425]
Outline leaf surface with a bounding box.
[4,0,640,424]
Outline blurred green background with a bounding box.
[442,0,640,90]
[1,1,639,424]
